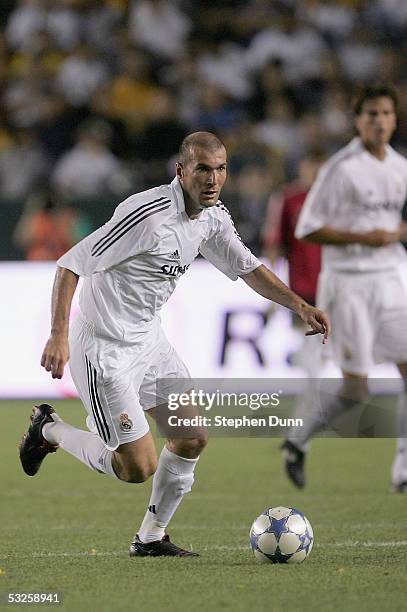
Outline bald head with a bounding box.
[178,131,225,167]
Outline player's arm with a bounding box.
[241,264,330,343]
[302,226,401,247]
[41,267,79,379]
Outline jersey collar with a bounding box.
[171,176,186,214]
[354,136,392,160]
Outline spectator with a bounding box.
[137,90,188,184]
[338,25,382,82]
[162,54,201,127]
[301,0,355,45]
[225,120,284,186]
[320,84,351,145]
[196,39,252,100]
[227,162,273,256]
[128,0,191,60]
[253,94,299,158]
[93,46,162,133]
[285,111,327,178]
[82,0,124,55]
[51,119,132,200]
[0,127,48,201]
[34,94,87,161]
[9,27,63,72]
[195,81,245,134]
[56,43,109,108]
[248,59,292,120]
[246,7,326,84]
[365,0,407,43]
[5,0,46,52]
[13,188,92,261]
[3,55,51,127]
[6,0,81,52]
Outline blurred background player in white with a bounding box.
[19,131,330,558]
[282,85,407,492]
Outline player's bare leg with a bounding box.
[130,395,208,557]
[283,372,369,488]
[112,435,157,483]
[390,363,407,492]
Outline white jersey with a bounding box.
[58,177,260,342]
[295,137,407,272]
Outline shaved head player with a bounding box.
[20,132,329,557]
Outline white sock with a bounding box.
[294,333,323,379]
[138,446,198,543]
[289,391,359,452]
[288,334,323,452]
[391,391,407,485]
[43,414,117,478]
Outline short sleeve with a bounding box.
[295,163,348,239]
[57,196,168,276]
[199,206,261,280]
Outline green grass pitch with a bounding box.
[1,400,407,612]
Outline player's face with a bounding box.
[355,96,396,148]
[177,146,227,212]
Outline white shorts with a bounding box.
[317,267,407,375]
[68,315,192,450]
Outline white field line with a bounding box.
[1,541,407,559]
[173,523,407,531]
[2,522,400,532]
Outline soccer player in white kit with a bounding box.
[281,86,407,492]
[19,132,329,557]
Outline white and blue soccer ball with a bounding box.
[250,506,314,564]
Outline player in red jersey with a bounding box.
[263,150,325,307]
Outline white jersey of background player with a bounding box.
[20,132,329,558]
[282,86,407,493]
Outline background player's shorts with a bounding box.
[317,266,407,375]
[68,315,192,450]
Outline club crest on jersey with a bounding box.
[119,413,133,431]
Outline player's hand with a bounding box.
[360,229,400,247]
[41,334,70,379]
[298,304,331,344]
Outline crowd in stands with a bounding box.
[0,0,406,260]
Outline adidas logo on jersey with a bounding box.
[168,249,180,260]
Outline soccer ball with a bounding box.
[250,506,313,564]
